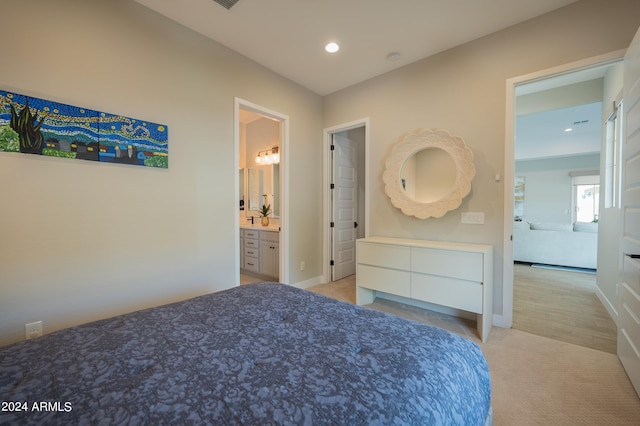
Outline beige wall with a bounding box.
[0,0,323,345]
[515,154,601,224]
[323,0,640,317]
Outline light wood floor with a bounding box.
[512,263,617,353]
[242,265,618,354]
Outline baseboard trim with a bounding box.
[492,314,507,328]
[594,286,618,326]
[290,275,324,289]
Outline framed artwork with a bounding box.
[514,176,525,219]
[0,90,168,168]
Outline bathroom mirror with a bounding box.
[246,164,280,218]
[383,128,475,219]
[247,168,263,213]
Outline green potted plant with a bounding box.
[260,203,271,226]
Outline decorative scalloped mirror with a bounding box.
[382,128,475,219]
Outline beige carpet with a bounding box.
[480,326,639,425]
[308,280,640,425]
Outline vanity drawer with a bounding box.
[244,247,259,258]
[357,264,410,297]
[243,256,260,273]
[244,229,260,240]
[261,231,279,242]
[357,241,410,270]
[411,273,483,313]
[244,238,259,249]
[411,247,483,282]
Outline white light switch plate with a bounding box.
[461,212,484,224]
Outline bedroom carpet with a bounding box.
[307,277,640,426]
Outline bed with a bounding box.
[0,283,491,425]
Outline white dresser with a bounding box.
[356,236,493,341]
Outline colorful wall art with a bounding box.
[0,90,168,168]
[514,176,525,220]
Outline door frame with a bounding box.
[323,118,370,283]
[501,50,626,328]
[234,97,290,285]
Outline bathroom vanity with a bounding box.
[240,227,279,280]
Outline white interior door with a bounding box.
[619,26,640,397]
[331,132,357,281]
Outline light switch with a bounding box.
[461,212,484,224]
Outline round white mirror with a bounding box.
[383,128,475,219]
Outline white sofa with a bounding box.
[513,221,598,269]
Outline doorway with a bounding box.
[235,98,289,285]
[323,119,369,283]
[502,51,625,337]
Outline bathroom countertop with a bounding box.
[240,224,281,231]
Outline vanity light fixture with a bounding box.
[255,147,280,164]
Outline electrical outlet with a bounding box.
[25,321,43,340]
[300,261,305,271]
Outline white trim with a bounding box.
[322,118,370,283]
[503,49,625,328]
[234,98,290,284]
[290,275,325,290]
[492,314,507,328]
[595,286,619,326]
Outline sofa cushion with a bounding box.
[573,222,598,233]
[530,222,573,231]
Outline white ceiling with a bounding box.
[133,0,578,96]
[516,102,602,161]
[514,62,619,161]
[134,0,606,161]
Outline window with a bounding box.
[572,174,600,223]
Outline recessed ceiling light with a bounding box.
[565,128,573,132]
[325,42,340,53]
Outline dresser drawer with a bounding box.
[357,242,410,270]
[357,264,410,297]
[411,273,483,313]
[411,247,483,282]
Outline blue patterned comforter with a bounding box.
[0,283,491,425]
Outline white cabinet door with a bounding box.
[260,240,279,279]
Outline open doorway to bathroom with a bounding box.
[235,99,288,286]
